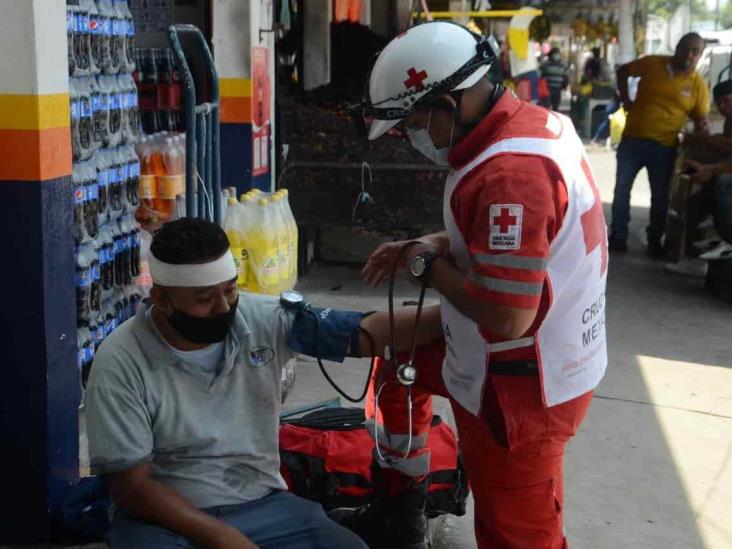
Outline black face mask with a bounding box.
[168,297,239,344]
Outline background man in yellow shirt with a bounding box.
[610,33,710,256]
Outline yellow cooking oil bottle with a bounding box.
[277,189,298,288]
[223,197,252,291]
[271,193,292,291]
[249,197,280,294]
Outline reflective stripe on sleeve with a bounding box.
[468,272,544,296]
[472,252,548,271]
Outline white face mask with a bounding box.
[406,108,453,166]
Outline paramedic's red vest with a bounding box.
[441,111,608,413]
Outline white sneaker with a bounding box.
[699,242,732,261]
[692,237,721,250]
[665,258,708,277]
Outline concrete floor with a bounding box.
[286,148,732,549]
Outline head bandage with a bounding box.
[149,249,238,287]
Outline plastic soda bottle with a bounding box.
[156,136,183,220]
[250,198,279,294]
[271,194,291,291]
[278,189,298,287]
[224,197,251,290]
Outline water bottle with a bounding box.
[96,0,114,74]
[117,0,136,73]
[76,244,93,320]
[105,75,123,145]
[78,77,94,159]
[70,79,82,162]
[102,299,117,338]
[83,162,100,240]
[67,2,78,76]
[73,1,91,75]
[100,223,115,295]
[90,75,107,149]
[125,145,141,209]
[85,0,103,74]
[89,238,102,318]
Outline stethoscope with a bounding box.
[283,241,427,464]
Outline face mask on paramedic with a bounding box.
[407,108,453,166]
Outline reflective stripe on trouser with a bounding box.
[364,341,450,479]
[368,340,594,549]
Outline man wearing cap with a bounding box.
[352,21,608,548]
[85,217,442,548]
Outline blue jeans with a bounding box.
[108,491,367,549]
[611,137,676,241]
[592,98,621,142]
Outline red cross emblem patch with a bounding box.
[404,67,428,91]
[489,204,523,250]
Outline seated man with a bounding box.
[683,79,732,162]
[86,217,442,549]
[683,80,732,260]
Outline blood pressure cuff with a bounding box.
[287,307,368,362]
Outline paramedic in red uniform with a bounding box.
[355,22,609,548]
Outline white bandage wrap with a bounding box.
[149,249,238,287]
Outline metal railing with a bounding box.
[168,24,222,225]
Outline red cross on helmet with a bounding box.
[362,21,499,140]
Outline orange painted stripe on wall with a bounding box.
[220,96,252,124]
[0,127,72,181]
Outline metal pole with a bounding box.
[205,109,214,222]
[196,111,206,219]
[168,26,197,219]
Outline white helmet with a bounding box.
[362,21,499,140]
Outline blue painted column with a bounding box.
[0,0,78,542]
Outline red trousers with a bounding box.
[365,341,593,549]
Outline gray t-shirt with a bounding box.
[85,292,297,508]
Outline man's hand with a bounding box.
[686,158,717,184]
[108,464,260,549]
[361,232,450,287]
[362,240,412,287]
[212,526,260,549]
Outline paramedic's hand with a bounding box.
[362,232,450,287]
[362,240,412,287]
[404,243,437,287]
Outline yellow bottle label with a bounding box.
[139,175,156,199]
[230,246,249,288]
[157,174,185,199]
[263,249,279,285]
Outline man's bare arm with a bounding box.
[108,464,257,549]
[358,305,443,357]
[616,64,631,106]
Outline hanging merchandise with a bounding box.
[95,0,115,74]
[86,0,103,75]
[67,2,78,76]
[90,75,108,149]
[70,79,82,162]
[68,0,142,398]
[70,0,92,77]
